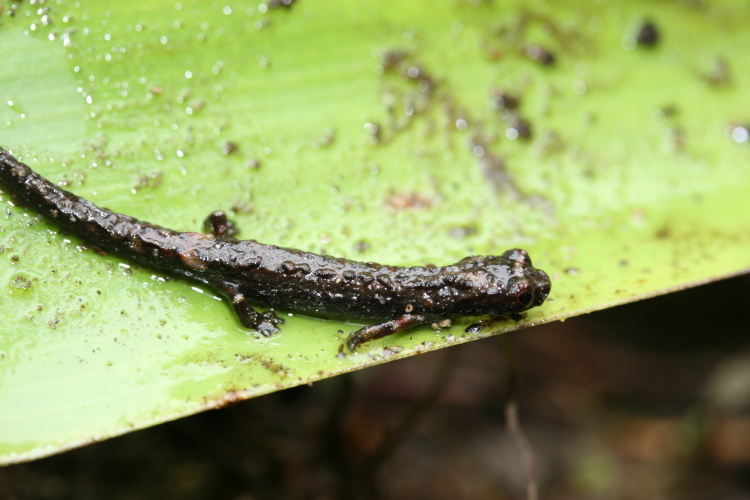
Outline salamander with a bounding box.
[0,148,551,350]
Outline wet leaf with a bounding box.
[1,0,749,464]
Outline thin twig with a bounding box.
[351,346,462,499]
[324,373,356,499]
[500,335,538,500]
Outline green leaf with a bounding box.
[1,0,749,464]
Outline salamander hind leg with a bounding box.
[218,281,284,336]
[346,314,427,352]
[204,210,239,239]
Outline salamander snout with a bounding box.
[530,268,551,307]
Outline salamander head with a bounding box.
[453,248,550,316]
[498,248,550,311]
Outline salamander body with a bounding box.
[0,148,551,350]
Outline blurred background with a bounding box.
[3,272,749,500]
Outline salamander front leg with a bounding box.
[204,210,239,239]
[218,281,284,336]
[346,314,428,352]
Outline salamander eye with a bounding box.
[515,289,534,307]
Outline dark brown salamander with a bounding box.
[0,148,551,351]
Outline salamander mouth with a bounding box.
[533,269,551,306]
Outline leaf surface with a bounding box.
[1,0,749,463]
